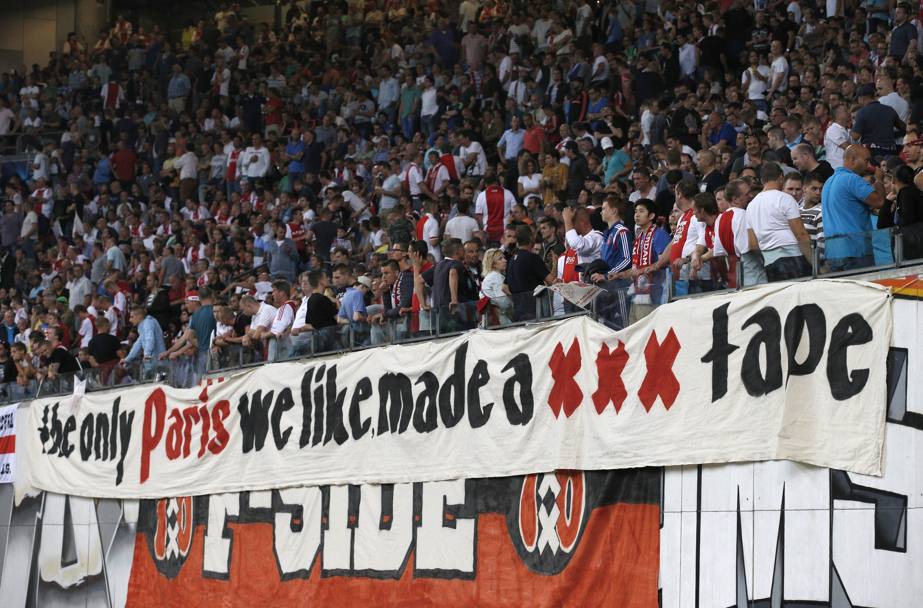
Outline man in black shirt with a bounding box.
[88,316,122,384]
[311,208,338,261]
[506,226,553,321]
[306,269,339,351]
[564,141,589,203]
[422,238,479,331]
[39,327,80,391]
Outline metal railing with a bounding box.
[667,227,923,302]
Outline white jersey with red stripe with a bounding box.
[712,207,750,258]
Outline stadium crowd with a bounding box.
[0,0,922,396]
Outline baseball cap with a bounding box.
[357,276,373,289]
[185,291,200,302]
[601,137,614,150]
[55,296,68,304]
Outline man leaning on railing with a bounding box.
[121,305,166,382]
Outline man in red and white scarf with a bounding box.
[623,199,672,322]
[268,279,298,361]
[423,150,450,200]
[705,180,768,287]
[667,179,711,295]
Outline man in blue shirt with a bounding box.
[332,263,369,346]
[167,64,191,113]
[821,144,886,270]
[284,126,306,188]
[121,305,166,379]
[588,196,632,328]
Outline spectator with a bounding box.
[878,164,923,260]
[505,227,552,321]
[475,173,515,244]
[121,305,166,376]
[479,247,513,326]
[668,179,710,295]
[620,199,671,322]
[747,162,813,281]
[822,145,886,270]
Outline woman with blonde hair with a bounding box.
[478,248,513,327]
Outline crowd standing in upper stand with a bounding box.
[0,0,922,396]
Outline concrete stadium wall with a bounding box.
[0,0,109,75]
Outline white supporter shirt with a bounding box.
[823,122,849,169]
[104,307,120,336]
[270,301,297,335]
[747,189,801,251]
[444,215,480,242]
[422,213,442,261]
[252,302,277,329]
[564,228,603,264]
[770,56,789,92]
[78,317,94,348]
[175,151,198,180]
[401,163,424,196]
[712,207,751,257]
[460,142,487,175]
[292,297,309,330]
[474,187,516,230]
[239,146,270,179]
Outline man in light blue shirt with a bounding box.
[821,144,885,270]
[497,115,525,163]
[167,64,191,112]
[377,67,400,127]
[122,306,166,378]
[332,263,369,345]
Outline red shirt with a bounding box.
[523,126,547,155]
[111,149,137,182]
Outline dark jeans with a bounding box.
[765,255,811,282]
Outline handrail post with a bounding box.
[736,256,744,289]
[894,228,904,268]
[811,240,819,278]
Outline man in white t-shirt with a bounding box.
[0,99,15,135]
[767,40,789,98]
[459,131,487,178]
[445,199,480,242]
[420,76,439,139]
[241,294,277,349]
[823,105,851,169]
[628,167,658,203]
[746,162,812,282]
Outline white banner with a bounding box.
[18,280,891,499]
[0,404,15,484]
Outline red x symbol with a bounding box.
[592,342,629,414]
[638,329,681,412]
[548,339,583,418]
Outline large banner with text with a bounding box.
[18,280,891,499]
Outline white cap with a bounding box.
[601,137,614,150]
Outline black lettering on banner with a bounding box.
[439,344,467,429]
[467,360,492,428]
[94,412,110,461]
[742,307,783,396]
[828,313,873,400]
[502,354,534,425]
[312,365,326,447]
[378,374,414,435]
[61,414,76,458]
[784,303,826,380]
[238,390,274,453]
[116,407,134,485]
[323,365,349,445]
[110,397,120,461]
[349,377,373,440]
[701,303,739,402]
[272,388,295,450]
[413,372,439,433]
[299,368,314,449]
[79,415,93,461]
